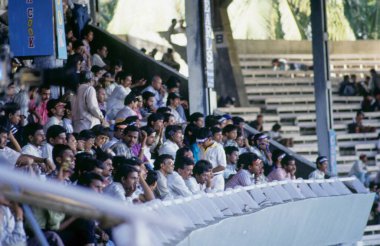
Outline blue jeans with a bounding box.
[73,4,90,38]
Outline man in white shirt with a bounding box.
[42,125,67,163]
[349,154,370,186]
[107,71,132,120]
[114,92,138,122]
[92,45,108,68]
[154,154,175,200]
[309,156,328,180]
[166,92,186,124]
[188,159,213,193]
[142,76,166,109]
[44,99,66,133]
[21,123,45,157]
[158,125,183,159]
[168,157,194,197]
[196,128,227,191]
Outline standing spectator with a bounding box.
[357,76,372,96]
[142,76,167,109]
[349,154,370,187]
[107,71,132,120]
[361,94,376,112]
[71,0,90,38]
[33,86,51,125]
[370,69,380,95]
[249,114,264,132]
[72,71,105,133]
[309,156,329,180]
[196,128,227,191]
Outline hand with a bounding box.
[10,202,23,221]
[181,100,189,109]
[141,130,147,147]
[45,159,56,172]
[136,78,147,87]
[16,156,33,167]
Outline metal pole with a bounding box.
[22,204,49,246]
[310,0,337,176]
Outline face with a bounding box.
[40,89,51,102]
[356,114,364,123]
[99,46,108,58]
[136,96,143,108]
[89,179,103,193]
[318,161,328,173]
[102,159,113,177]
[57,149,75,170]
[67,134,77,151]
[200,138,213,149]
[228,151,239,164]
[184,150,194,161]
[122,171,139,195]
[257,138,269,150]
[171,98,180,108]
[95,135,109,147]
[9,110,21,125]
[0,132,8,149]
[161,158,174,174]
[124,131,139,147]
[114,127,125,139]
[84,138,95,150]
[249,160,263,176]
[7,85,15,96]
[145,97,155,108]
[257,116,263,124]
[213,132,223,143]
[77,139,85,151]
[153,120,163,132]
[195,171,211,185]
[178,165,194,180]
[166,116,176,126]
[121,76,132,88]
[85,31,94,42]
[97,88,106,103]
[51,133,67,145]
[172,130,183,144]
[195,118,204,128]
[226,130,238,140]
[146,132,156,146]
[52,103,66,117]
[152,78,162,90]
[31,130,45,146]
[284,160,296,174]
[236,136,244,147]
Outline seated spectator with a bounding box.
[196,127,227,191]
[3,102,23,149]
[249,114,264,132]
[267,122,293,147]
[115,93,138,122]
[168,157,194,197]
[163,113,176,127]
[248,133,273,174]
[166,76,188,121]
[111,125,140,158]
[184,112,204,147]
[91,125,110,156]
[140,91,156,118]
[146,169,158,192]
[175,146,194,162]
[158,125,183,159]
[139,126,156,168]
[153,154,174,200]
[146,113,164,156]
[44,99,66,133]
[224,146,239,180]
[226,152,262,189]
[267,155,296,181]
[142,76,167,109]
[348,111,376,133]
[102,120,127,151]
[223,124,239,148]
[107,71,133,120]
[309,156,329,179]
[96,86,107,117]
[188,160,213,193]
[0,197,27,246]
[32,85,51,125]
[97,151,114,186]
[42,125,67,163]
[49,144,76,183]
[339,75,357,96]
[92,44,108,68]
[348,154,370,187]
[77,129,96,155]
[66,133,77,155]
[166,92,186,124]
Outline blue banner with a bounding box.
[54,0,67,59]
[8,0,54,57]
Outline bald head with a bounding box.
[152,76,162,90]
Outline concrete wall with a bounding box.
[235,40,380,55]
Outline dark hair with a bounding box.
[0,125,9,135]
[163,113,174,123]
[189,112,204,124]
[142,91,155,101]
[147,113,164,127]
[23,123,43,141]
[224,146,239,155]
[125,116,139,126]
[114,164,139,182]
[91,124,110,137]
[166,76,180,89]
[146,170,158,186]
[124,92,137,105]
[73,40,84,50]
[205,115,219,128]
[77,172,104,187]
[52,144,72,164]
[3,102,20,117]
[281,155,295,167]
[79,71,93,84]
[211,126,222,135]
[195,127,212,140]
[174,157,194,171]
[115,71,132,82]
[97,151,112,162]
[253,133,267,146]
[157,107,171,114]
[222,124,238,135]
[272,123,281,132]
[166,93,181,106]
[78,129,95,141]
[165,125,182,140]
[175,146,192,162]
[316,156,328,166]
[123,125,140,136]
[193,160,212,175]
[140,126,154,136]
[153,154,173,170]
[112,156,128,170]
[46,125,66,144]
[272,149,285,163]
[238,152,260,170]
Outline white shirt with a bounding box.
[201,142,227,191]
[115,106,137,121]
[167,171,192,198]
[21,144,42,158]
[0,206,27,246]
[142,85,166,109]
[0,147,20,167]
[63,118,73,134]
[92,53,106,68]
[44,117,63,133]
[169,106,185,124]
[107,85,131,120]
[158,140,179,159]
[103,182,137,204]
[41,143,54,163]
[224,164,237,180]
[156,170,173,200]
[308,169,326,180]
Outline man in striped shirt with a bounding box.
[225,152,263,189]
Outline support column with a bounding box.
[310,0,337,176]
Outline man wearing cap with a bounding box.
[196,127,227,191]
[166,92,186,124]
[44,99,66,133]
[309,156,328,179]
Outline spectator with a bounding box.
[161,48,180,71]
[309,156,329,179]
[146,169,158,192]
[44,99,66,133]
[196,127,227,191]
[223,124,239,148]
[154,154,175,200]
[166,92,186,124]
[139,126,156,167]
[0,197,27,246]
[91,125,109,155]
[142,76,167,109]
[211,126,223,144]
[3,102,23,149]
[267,122,293,147]
[42,125,67,163]
[71,0,90,38]
[77,129,96,155]
[249,133,273,174]
[349,154,370,187]
[226,152,263,189]
[97,151,114,186]
[357,76,371,96]
[339,75,357,96]
[224,146,239,180]
[107,71,132,120]
[96,86,107,117]
[33,85,51,125]
[249,114,264,132]
[163,113,176,127]
[102,120,127,151]
[72,71,105,133]
[168,156,194,197]
[111,125,140,158]
[115,93,138,122]
[267,155,296,181]
[148,48,158,59]
[140,91,156,118]
[158,125,183,159]
[92,45,108,68]
[361,94,375,112]
[370,69,380,95]
[348,111,376,133]
[189,160,213,193]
